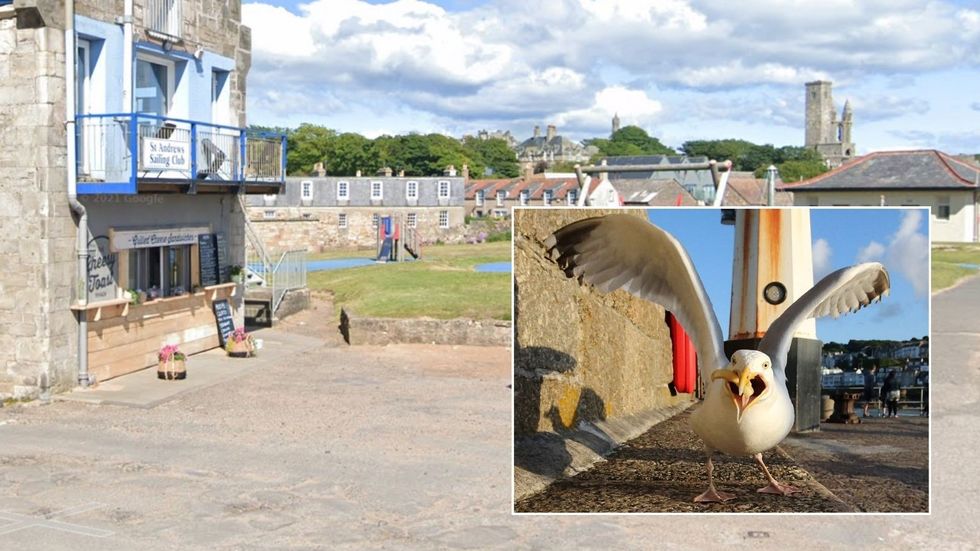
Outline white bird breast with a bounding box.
[691,378,795,456]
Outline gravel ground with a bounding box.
[781,416,929,512]
[516,409,851,513]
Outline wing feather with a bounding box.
[759,262,890,384]
[544,214,728,385]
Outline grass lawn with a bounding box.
[307,241,511,320]
[932,243,980,292]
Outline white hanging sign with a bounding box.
[142,137,190,170]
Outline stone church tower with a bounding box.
[612,113,621,135]
[804,81,855,168]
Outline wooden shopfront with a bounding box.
[71,225,239,382]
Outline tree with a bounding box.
[772,159,828,182]
[286,124,336,175]
[326,133,377,176]
[462,136,519,178]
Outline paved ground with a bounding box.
[0,280,977,549]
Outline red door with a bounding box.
[667,312,697,394]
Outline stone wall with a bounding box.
[249,206,468,252]
[513,209,691,496]
[340,309,511,346]
[0,12,78,394]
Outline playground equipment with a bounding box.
[376,215,422,262]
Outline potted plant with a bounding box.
[225,327,255,358]
[157,344,186,380]
[229,265,244,284]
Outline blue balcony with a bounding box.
[75,113,286,194]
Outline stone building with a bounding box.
[804,80,855,168]
[0,0,282,393]
[465,176,580,218]
[246,175,467,252]
[516,124,598,172]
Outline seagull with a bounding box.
[544,213,890,503]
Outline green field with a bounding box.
[307,241,511,320]
[932,243,980,292]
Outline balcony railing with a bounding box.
[146,0,182,40]
[76,113,286,194]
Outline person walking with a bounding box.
[882,370,901,418]
[862,363,879,418]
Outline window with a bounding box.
[371,181,383,200]
[128,245,191,297]
[76,39,91,115]
[475,190,484,206]
[438,180,450,199]
[301,180,313,200]
[406,181,418,200]
[567,189,578,205]
[519,190,529,205]
[135,56,174,117]
[543,190,553,205]
[372,213,380,228]
[439,210,449,228]
[263,210,275,219]
[937,197,950,220]
[407,213,417,228]
[211,70,230,125]
[339,213,348,228]
[496,190,506,206]
[337,181,349,200]
[148,0,183,39]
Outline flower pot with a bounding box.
[157,358,186,380]
[226,340,254,358]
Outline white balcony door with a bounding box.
[135,57,173,118]
[76,40,91,175]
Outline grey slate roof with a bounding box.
[780,150,980,191]
[245,176,466,207]
[613,179,699,206]
[603,155,713,189]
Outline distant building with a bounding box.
[247,175,466,251]
[474,129,517,149]
[516,124,598,171]
[804,81,855,168]
[781,149,980,242]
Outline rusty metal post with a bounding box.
[725,209,823,432]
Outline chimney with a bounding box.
[313,162,326,177]
[398,169,405,177]
[444,165,457,177]
[522,163,534,179]
[380,166,393,177]
[356,169,362,177]
[462,164,469,181]
[599,158,608,182]
[546,125,556,141]
[533,125,540,138]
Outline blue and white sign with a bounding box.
[141,137,190,170]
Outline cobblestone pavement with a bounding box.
[0,277,975,549]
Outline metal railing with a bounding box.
[271,250,307,314]
[825,385,930,413]
[146,0,182,39]
[75,113,285,193]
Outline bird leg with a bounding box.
[694,453,736,503]
[754,453,798,496]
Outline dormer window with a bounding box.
[475,190,484,206]
[438,180,450,199]
[337,181,349,200]
[407,181,418,200]
[371,181,383,200]
[301,180,313,201]
[543,190,553,205]
[519,190,529,206]
[567,189,578,205]
[496,190,506,206]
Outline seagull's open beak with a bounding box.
[711,364,768,423]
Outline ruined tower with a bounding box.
[804,81,855,168]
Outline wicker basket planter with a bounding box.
[225,339,255,358]
[157,358,186,380]
[157,344,187,380]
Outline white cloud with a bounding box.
[886,210,929,297]
[857,241,886,263]
[812,238,832,279]
[553,86,663,133]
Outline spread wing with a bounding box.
[544,214,728,387]
[759,262,890,385]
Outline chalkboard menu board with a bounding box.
[198,233,219,286]
[215,232,229,283]
[212,299,235,347]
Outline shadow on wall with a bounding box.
[514,342,616,479]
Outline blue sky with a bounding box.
[646,208,929,344]
[243,0,980,153]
